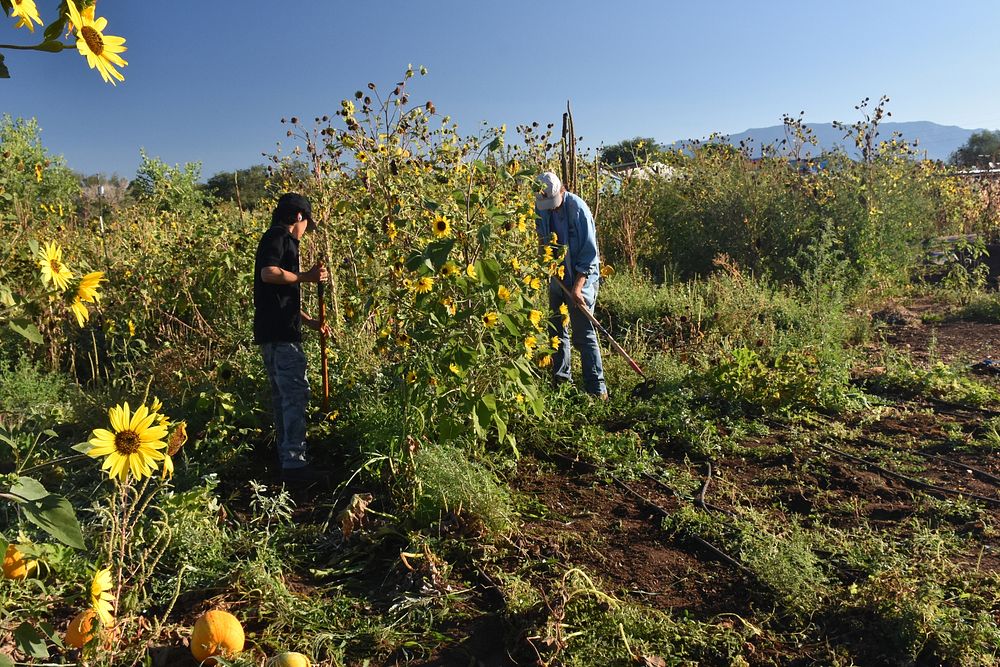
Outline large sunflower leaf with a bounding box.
[8,478,84,550]
[9,320,42,344]
[14,623,48,659]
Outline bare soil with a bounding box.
[409,308,1000,666]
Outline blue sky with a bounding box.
[3,0,1000,178]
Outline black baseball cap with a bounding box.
[273,192,317,232]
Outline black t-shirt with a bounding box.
[253,225,301,343]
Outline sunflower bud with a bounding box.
[167,421,188,456]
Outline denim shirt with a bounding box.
[535,192,600,282]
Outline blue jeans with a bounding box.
[260,342,310,469]
[549,275,606,395]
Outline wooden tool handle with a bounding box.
[318,281,329,411]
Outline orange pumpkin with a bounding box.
[64,609,98,649]
[2,544,33,580]
[190,609,244,664]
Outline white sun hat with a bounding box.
[535,171,565,210]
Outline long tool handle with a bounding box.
[557,278,646,379]
[318,281,330,411]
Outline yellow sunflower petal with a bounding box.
[103,52,127,67]
[96,600,114,626]
[108,453,127,480]
[100,453,119,471]
[90,428,116,442]
[87,442,116,457]
[127,454,143,480]
[133,411,157,434]
[92,568,112,593]
[66,0,82,28]
[128,405,148,431]
[108,405,124,432]
[141,446,165,461]
[139,427,168,443]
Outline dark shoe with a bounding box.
[280,464,331,488]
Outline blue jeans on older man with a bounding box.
[260,342,310,470]
[549,275,606,396]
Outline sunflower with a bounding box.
[432,215,450,238]
[440,262,458,278]
[413,276,434,294]
[90,568,114,626]
[529,309,543,329]
[395,332,411,348]
[87,402,168,483]
[449,362,462,376]
[405,371,417,384]
[66,0,128,85]
[466,263,477,279]
[497,285,511,302]
[167,421,187,455]
[559,303,570,327]
[65,1,94,36]
[37,241,73,291]
[542,246,554,262]
[524,336,538,356]
[69,271,104,327]
[162,421,187,479]
[537,355,553,368]
[161,454,174,480]
[482,311,498,328]
[76,271,104,303]
[511,257,520,271]
[10,0,42,32]
[551,336,562,350]
[70,298,90,328]
[441,297,456,316]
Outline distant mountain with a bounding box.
[677,122,982,162]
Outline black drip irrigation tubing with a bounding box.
[545,451,755,578]
[779,413,1000,504]
[854,434,1000,489]
[815,441,1000,508]
[923,396,1000,418]
[911,450,1000,488]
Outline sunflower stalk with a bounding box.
[146,563,192,661]
[133,510,171,589]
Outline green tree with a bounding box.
[128,150,207,215]
[949,130,1000,168]
[202,164,271,210]
[599,137,663,166]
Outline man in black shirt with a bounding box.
[254,193,329,484]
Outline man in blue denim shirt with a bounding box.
[535,172,607,397]
[254,193,330,484]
